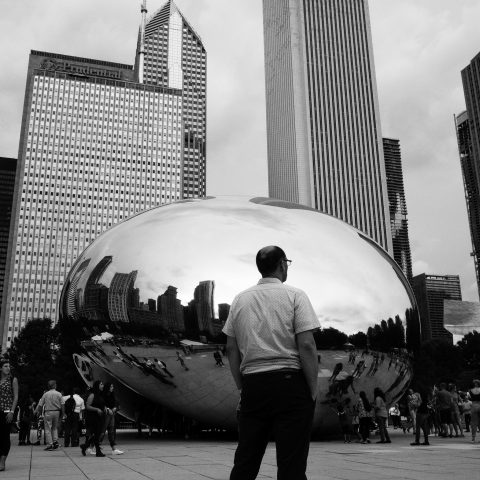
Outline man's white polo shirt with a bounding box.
[222,278,320,375]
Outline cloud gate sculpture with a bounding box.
[61,196,420,434]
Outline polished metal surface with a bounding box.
[63,196,419,434]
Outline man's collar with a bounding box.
[258,277,282,285]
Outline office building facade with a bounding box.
[455,111,480,296]
[457,74,480,299]
[0,1,206,346]
[412,274,462,343]
[135,0,206,198]
[383,138,413,283]
[0,158,17,319]
[263,0,392,252]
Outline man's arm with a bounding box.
[296,330,319,400]
[225,335,243,391]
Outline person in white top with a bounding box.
[61,388,85,447]
[223,245,320,480]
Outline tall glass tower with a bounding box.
[135,1,207,198]
[0,1,206,347]
[263,0,392,252]
[0,158,16,320]
[460,52,480,298]
[383,138,413,283]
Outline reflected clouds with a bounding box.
[62,196,420,433]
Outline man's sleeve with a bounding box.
[294,290,321,334]
[222,297,237,337]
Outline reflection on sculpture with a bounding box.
[61,196,420,434]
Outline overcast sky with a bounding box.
[1,0,480,301]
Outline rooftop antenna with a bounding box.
[139,0,147,83]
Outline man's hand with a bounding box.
[225,336,243,391]
[296,330,319,401]
[5,412,14,424]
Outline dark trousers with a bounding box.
[64,413,80,447]
[415,412,429,443]
[0,412,11,457]
[19,419,32,444]
[359,417,370,441]
[230,370,315,480]
[83,413,104,453]
[100,412,116,448]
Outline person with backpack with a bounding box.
[62,388,84,447]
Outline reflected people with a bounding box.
[61,196,420,435]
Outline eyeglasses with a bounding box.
[283,259,292,266]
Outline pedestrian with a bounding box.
[336,403,351,443]
[435,383,452,437]
[18,394,36,446]
[389,403,401,429]
[357,391,372,444]
[459,391,472,433]
[373,387,391,443]
[35,380,64,451]
[62,387,85,447]
[407,388,421,433]
[410,388,430,446]
[448,383,464,437]
[100,383,123,455]
[0,359,19,471]
[81,380,106,457]
[223,246,320,480]
[469,379,480,443]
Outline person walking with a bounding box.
[407,389,421,433]
[0,359,19,471]
[35,380,64,451]
[469,379,480,443]
[448,383,464,437]
[223,246,320,480]
[410,388,430,446]
[100,383,123,455]
[81,380,106,457]
[62,387,85,447]
[374,387,391,443]
[18,394,36,446]
[435,383,452,438]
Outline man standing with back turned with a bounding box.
[223,246,320,480]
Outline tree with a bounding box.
[411,338,464,390]
[51,316,89,393]
[457,331,480,369]
[8,318,56,401]
[314,327,348,349]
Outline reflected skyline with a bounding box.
[61,196,420,433]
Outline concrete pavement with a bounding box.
[2,430,479,479]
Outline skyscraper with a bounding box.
[412,274,462,343]
[383,138,413,283]
[135,1,207,199]
[263,0,392,252]
[0,158,16,319]
[193,280,215,336]
[0,1,206,347]
[456,109,480,297]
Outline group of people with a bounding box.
[402,381,480,445]
[0,366,124,472]
[336,387,392,444]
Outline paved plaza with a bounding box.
[2,430,479,480]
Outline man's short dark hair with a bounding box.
[256,246,287,275]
